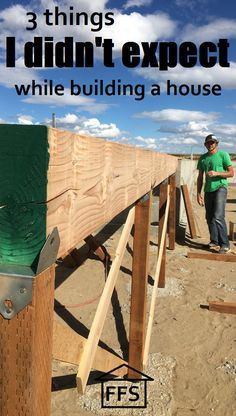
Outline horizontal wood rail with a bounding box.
[0,125,177,267]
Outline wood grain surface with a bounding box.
[0,266,55,416]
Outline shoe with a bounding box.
[207,242,220,250]
[218,247,231,254]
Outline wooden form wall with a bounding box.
[0,125,178,266]
[0,125,178,413]
[47,129,178,258]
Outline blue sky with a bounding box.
[0,0,236,154]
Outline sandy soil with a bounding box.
[51,183,236,416]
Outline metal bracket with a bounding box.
[36,227,60,275]
[0,227,60,320]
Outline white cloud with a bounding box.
[182,137,198,144]
[123,0,153,10]
[213,123,236,137]
[23,88,110,113]
[55,113,79,124]
[48,113,121,139]
[136,136,156,145]
[135,109,218,123]
[131,135,167,150]
[0,5,28,30]
[75,118,120,138]
[164,137,198,145]
[180,19,236,42]
[220,141,235,148]
[0,2,177,54]
[17,115,34,125]
[101,12,176,51]
[0,64,40,88]
[134,108,236,151]
[63,0,108,11]
[137,62,236,90]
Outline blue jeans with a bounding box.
[204,187,229,248]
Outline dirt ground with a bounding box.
[51,182,236,416]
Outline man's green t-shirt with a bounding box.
[197,150,232,192]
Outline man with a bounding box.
[197,134,234,253]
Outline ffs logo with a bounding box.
[96,364,154,409]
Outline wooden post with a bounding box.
[229,221,235,241]
[168,174,176,250]
[143,188,170,367]
[128,193,151,378]
[0,265,55,416]
[158,180,168,288]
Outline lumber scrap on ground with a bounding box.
[208,301,236,315]
[187,252,236,262]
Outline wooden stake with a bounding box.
[229,221,235,241]
[128,193,151,378]
[76,207,135,394]
[0,266,55,416]
[187,252,236,262]
[208,301,236,315]
[181,184,197,239]
[143,189,170,367]
[168,174,176,250]
[158,180,168,288]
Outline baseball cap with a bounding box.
[204,134,219,144]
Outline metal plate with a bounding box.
[0,274,33,319]
[0,228,60,319]
[36,227,60,275]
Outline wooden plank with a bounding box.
[208,301,236,315]
[0,124,178,266]
[229,221,235,241]
[168,174,176,250]
[0,266,55,416]
[158,180,168,288]
[187,252,236,262]
[47,128,178,259]
[76,207,135,394]
[181,184,197,239]
[53,320,127,376]
[143,188,170,367]
[128,193,151,378]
